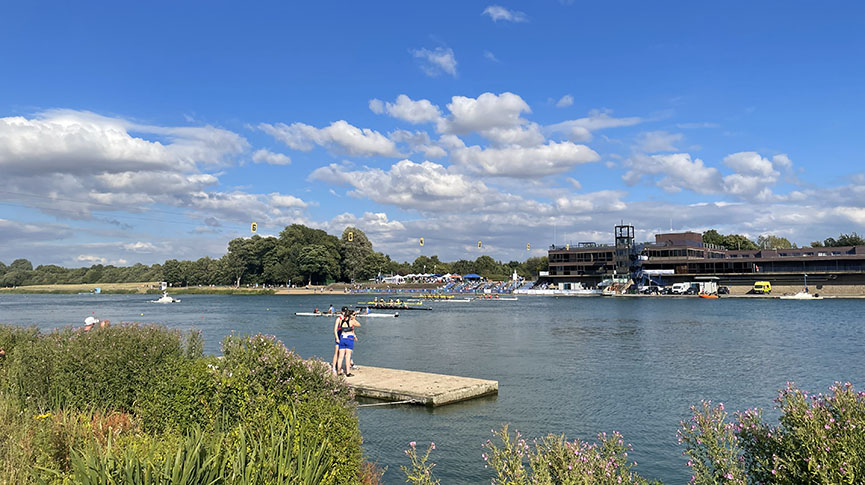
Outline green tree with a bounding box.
[474,255,501,278]
[9,258,33,272]
[220,252,247,287]
[450,259,474,276]
[411,255,445,274]
[161,259,184,286]
[757,234,796,249]
[341,227,374,282]
[1,270,28,287]
[702,229,725,247]
[832,232,865,246]
[524,256,549,277]
[298,244,339,284]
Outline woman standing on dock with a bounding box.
[334,308,360,377]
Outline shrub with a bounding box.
[681,382,865,484]
[6,324,187,411]
[136,357,221,433]
[677,401,746,484]
[401,441,439,484]
[736,381,865,483]
[479,424,658,484]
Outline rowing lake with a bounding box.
[2,293,864,483]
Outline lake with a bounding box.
[2,293,863,483]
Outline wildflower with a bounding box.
[430,442,435,450]
[409,441,416,448]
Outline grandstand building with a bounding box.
[547,227,865,292]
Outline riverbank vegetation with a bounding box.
[0,323,376,484]
[1,224,547,289]
[2,323,863,483]
[401,382,865,484]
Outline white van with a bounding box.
[671,282,691,294]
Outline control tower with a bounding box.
[614,224,635,282]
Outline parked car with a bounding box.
[718,286,730,295]
[684,287,698,295]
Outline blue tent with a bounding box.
[463,273,482,279]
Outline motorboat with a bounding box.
[698,293,719,299]
[151,291,181,303]
[779,274,823,299]
[779,291,823,300]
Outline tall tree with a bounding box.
[298,244,339,285]
[9,258,33,272]
[833,233,865,246]
[340,227,374,282]
[757,235,796,249]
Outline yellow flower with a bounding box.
[34,412,52,420]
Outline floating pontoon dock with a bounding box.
[346,366,498,407]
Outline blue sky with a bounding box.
[1,1,864,267]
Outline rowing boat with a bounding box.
[357,301,424,306]
[356,305,432,311]
[474,297,518,301]
[295,312,399,318]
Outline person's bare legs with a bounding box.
[331,343,340,374]
[344,348,354,375]
[337,347,348,375]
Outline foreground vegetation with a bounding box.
[2,322,863,483]
[0,324,371,484]
[401,382,865,484]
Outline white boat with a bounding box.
[150,291,181,303]
[474,296,518,301]
[294,312,399,318]
[779,274,823,300]
[779,291,823,300]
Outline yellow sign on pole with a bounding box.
[250,222,257,233]
[419,237,424,246]
[348,231,354,242]
[478,240,482,249]
[527,243,531,250]
[566,243,570,250]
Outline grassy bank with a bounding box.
[0,283,276,295]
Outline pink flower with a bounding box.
[409,441,416,448]
[430,442,435,450]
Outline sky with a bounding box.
[1,1,864,268]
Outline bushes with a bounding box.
[5,324,188,411]
[470,425,657,485]
[680,382,865,484]
[0,324,362,484]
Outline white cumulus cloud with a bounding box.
[482,5,528,22]
[251,149,291,165]
[547,109,642,142]
[258,120,401,157]
[450,140,600,177]
[555,95,574,108]
[411,47,457,77]
[635,131,683,153]
[371,94,443,124]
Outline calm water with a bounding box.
[2,293,864,483]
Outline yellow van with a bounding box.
[753,281,772,294]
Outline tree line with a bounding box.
[0,224,549,288]
[702,230,865,250]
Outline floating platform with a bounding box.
[346,366,498,407]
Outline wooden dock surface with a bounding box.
[346,365,498,407]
